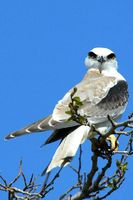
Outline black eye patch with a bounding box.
[88,51,97,59]
[107,53,116,59]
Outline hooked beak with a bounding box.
[97,56,105,73]
[97,56,105,64]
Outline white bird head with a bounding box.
[84,47,118,72]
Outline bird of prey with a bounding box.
[5,47,129,173]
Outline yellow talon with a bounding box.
[106,134,119,151]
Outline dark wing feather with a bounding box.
[5,115,52,140]
[44,125,79,145]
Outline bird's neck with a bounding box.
[88,67,125,81]
[101,67,125,81]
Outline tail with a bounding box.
[5,115,52,140]
[46,125,90,173]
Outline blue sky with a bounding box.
[0,0,133,199]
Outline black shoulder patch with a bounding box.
[97,80,129,110]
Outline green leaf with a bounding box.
[73,96,81,102]
[65,110,72,115]
[116,160,128,174]
[108,179,118,190]
[73,96,83,106]
[108,182,114,188]
[112,179,118,189]
[76,101,83,107]
[121,162,128,173]
[124,162,128,169]
[71,87,77,98]
[116,160,121,168]
[67,117,73,121]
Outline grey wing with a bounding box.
[78,80,129,123]
[51,75,118,123]
[51,77,128,125]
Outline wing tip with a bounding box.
[5,133,16,140]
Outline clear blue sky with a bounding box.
[0,0,133,199]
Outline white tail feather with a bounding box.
[46,125,90,172]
